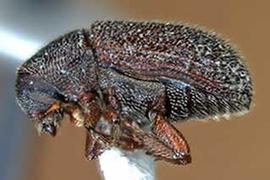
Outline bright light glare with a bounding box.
[0,29,41,61]
[99,148,154,180]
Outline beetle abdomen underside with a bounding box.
[91,21,253,121]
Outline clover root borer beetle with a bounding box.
[16,21,253,165]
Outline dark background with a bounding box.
[0,0,269,180]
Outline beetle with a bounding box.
[15,20,253,165]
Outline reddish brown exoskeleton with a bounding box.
[15,21,253,165]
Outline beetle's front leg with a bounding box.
[68,92,109,160]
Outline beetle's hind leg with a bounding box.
[121,114,191,165]
[149,112,191,165]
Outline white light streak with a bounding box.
[0,29,41,61]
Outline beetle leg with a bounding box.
[99,88,153,152]
[85,128,110,160]
[102,110,141,151]
[149,112,191,165]
[112,119,143,150]
[44,102,61,115]
[120,120,175,164]
[102,107,142,151]
[78,92,102,127]
[37,101,62,120]
[139,131,186,164]
[120,114,191,165]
